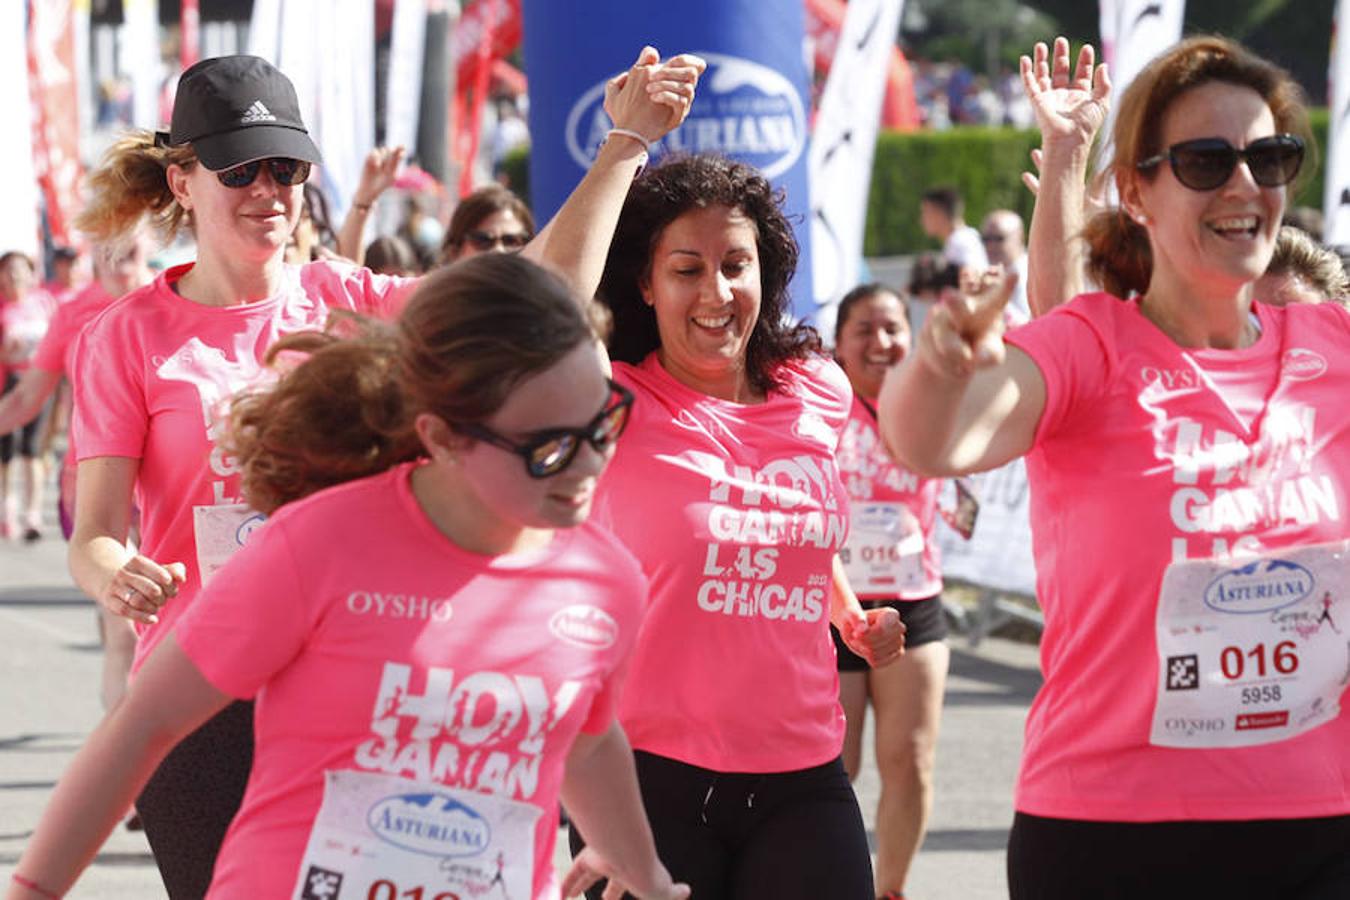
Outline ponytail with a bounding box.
[1083,209,1153,299]
[75,130,197,244]
[229,255,596,514]
[228,318,422,515]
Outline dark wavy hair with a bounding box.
[597,154,821,396]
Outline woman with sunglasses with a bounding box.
[529,47,904,899]
[65,55,417,897]
[881,35,1350,898]
[8,254,689,900]
[439,183,535,265]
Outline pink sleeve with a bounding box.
[175,516,312,699]
[1004,299,1116,446]
[578,566,648,735]
[30,303,73,373]
[302,260,418,320]
[71,317,148,459]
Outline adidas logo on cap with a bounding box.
[240,100,276,124]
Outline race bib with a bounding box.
[293,769,540,900]
[1151,540,1350,749]
[192,503,266,584]
[839,502,926,594]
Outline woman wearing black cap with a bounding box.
[65,55,416,897]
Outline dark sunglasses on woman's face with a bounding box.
[464,230,531,252]
[216,158,312,189]
[452,380,635,479]
[1136,134,1304,192]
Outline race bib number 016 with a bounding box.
[293,770,540,900]
[839,502,926,594]
[1151,540,1350,749]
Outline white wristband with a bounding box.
[606,127,651,152]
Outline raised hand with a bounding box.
[1020,37,1111,151]
[919,267,1018,381]
[353,145,406,208]
[604,46,706,144]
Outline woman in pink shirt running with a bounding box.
[881,36,1350,898]
[8,254,687,900]
[0,251,57,541]
[64,55,415,897]
[531,47,905,900]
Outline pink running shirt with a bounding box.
[836,395,943,600]
[1005,293,1350,821]
[72,259,415,670]
[595,353,852,773]
[31,281,118,378]
[175,463,645,899]
[0,288,56,371]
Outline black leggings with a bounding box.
[0,372,50,463]
[1008,811,1350,900]
[135,700,254,899]
[570,750,873,900]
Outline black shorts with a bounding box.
[832,594,948,672]
[569,751,873,900]
[1008,811,1350,899]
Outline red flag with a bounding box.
[180,0,200,70]
[26,0,83,247]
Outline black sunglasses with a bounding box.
[1136,134,1304,192]
[216,158,312,189]
[453,380,634,478]
[465,230,531,252]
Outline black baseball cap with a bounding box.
[165,55,322,172]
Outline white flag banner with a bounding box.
[387,0,428,155]
[248,0,374,214]
[1098,0,1186,170]
[1326,0,1350,248]
[0,0,39,256]
[121,0,161,128]
[807,0,906,339]
[934,459,1039,598]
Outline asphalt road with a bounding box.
[0,503,1039,899]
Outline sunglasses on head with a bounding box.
[216,158,312,189]
[452,380,634,479]
[1136,134,1304,192]
[464,230,531,252]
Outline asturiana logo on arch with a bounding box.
[367,792,491,858]
[566,52,806,179]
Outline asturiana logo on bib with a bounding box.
[368,792,490,858]
[549,604,618,650]
[566,52,806,178]
[1203,558,1314,614]
[1281,348,1327,381]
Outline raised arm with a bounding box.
[878,268,1046,477]
[6,635,229,900]
[1021,38,1110,317]
[523,47,704,302]
[336,145,406,263]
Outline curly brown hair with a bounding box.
[597,154,821,396]
[227,254,595,513]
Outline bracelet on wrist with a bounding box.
[11,873,62,899]
[603,128,650,177]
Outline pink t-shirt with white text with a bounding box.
[73,259,416,669]
[175,463,645,899]
[836,395,943,600]
[595,353,852,773]
[1006,293,1350,821]
[1,288,56,371]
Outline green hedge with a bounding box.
[498,108,1330,256]
[864,108,1329,256]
